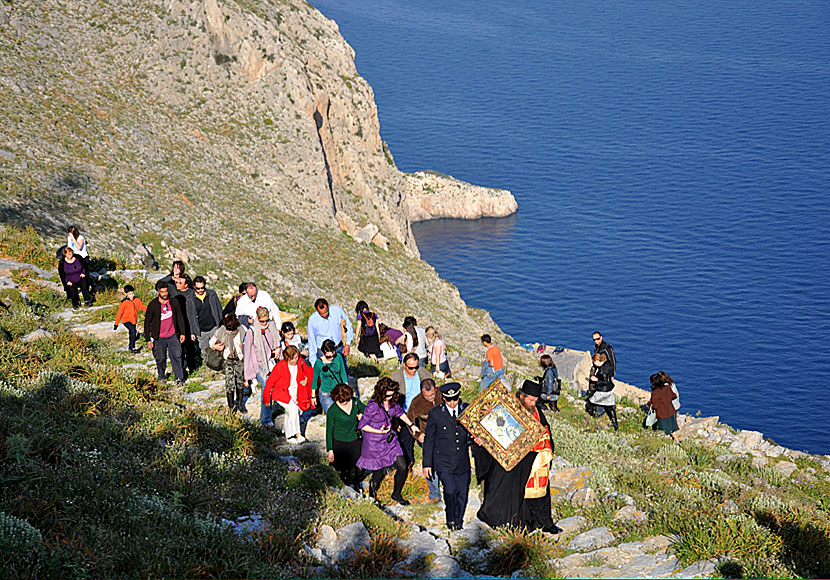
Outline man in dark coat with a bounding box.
[592,331,616,377]
[186,276,224,356]
[474,380,559,533]
[144,280,187,385]
[423,382,476,530]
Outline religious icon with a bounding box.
[459,379,546,471]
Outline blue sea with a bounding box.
[310,0,830,455]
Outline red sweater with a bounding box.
[263,359,315,411]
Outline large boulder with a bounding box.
[549,466,592,500]
[568,527,615,552]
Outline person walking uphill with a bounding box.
[475,380,559,534]
[307,298,353,366]
[144,280,186,385]
[312,339,348,414]
[113,284,147,353]
[185,276,223,356]
[357,377,419,506]
[407,378,444,503]
[422,382,478,530]
[58,247,94,308]
[235,282,281,329]
[264,345,315,444]
[390,352,431,468]
[209,313,245,412]
[244,307,281,424]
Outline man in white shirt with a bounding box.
[307,298,353,366]
[235,282,281,328]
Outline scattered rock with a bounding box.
[549,466,592,500]
[752,455,769,467]
[571,486,597,507]
[678,558,720,577]
[554,515,587,536]
[737,429,764,449]
[0,275,18,290]
[354,223,379,245]
[221,512,271,535]
[22,328,54,342]
[772,460,798,478]
[316,521,370,563]
[613,505,648,523]
[568,526,615,552]
[427,555,461,579]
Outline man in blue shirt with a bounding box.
[390,352,431,468]
[307,298,354,366]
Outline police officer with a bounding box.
[422,382,478,531]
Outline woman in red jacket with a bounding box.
[264,345,315,444]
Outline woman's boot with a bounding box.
[226,390,236,411]
[609,405,619,430]
[236,386,247,413]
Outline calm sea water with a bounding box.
[310,0,830,455]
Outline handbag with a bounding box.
[645,407,658,428]
[206,329,226,371]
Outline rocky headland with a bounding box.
[405,171,518,222]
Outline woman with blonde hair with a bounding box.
[425,326,452,378]
[244,306,281,425]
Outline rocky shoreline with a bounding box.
[405,170,519,222]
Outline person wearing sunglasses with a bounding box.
[312,339,348,414]
[591,331,616,378]
[389,352,431,468]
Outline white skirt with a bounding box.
[589,390,615,406]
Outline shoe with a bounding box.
[287,436,299,445]
[428,497,441,504]
[295,435,307,444]
[175,380,186,387]
[542,525,562,534]
[390,494,410,506]
[262,422,275,429]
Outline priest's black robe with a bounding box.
[474,407,556,531]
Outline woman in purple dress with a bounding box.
[357,376,419,505]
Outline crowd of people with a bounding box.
[58,227,683,532]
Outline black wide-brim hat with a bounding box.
[520,379,542,398]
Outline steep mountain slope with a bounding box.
[0,0,532,362]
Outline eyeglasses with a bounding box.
[405,365,418,371]
[194,287,206,292]
[258,318,269,323]
[592,337,601,342]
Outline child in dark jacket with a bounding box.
[114,284,147,353]
[648,372,680,443]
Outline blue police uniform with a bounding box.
[423,393,472,530]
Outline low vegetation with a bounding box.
[1,228,829,579]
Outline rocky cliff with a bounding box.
[0,0,532,364]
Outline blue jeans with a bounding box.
[480,362,505,390]
[256,371,273,426]
[320,392,334,414]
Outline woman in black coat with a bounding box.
[585,352,617,429]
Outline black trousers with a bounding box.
[438,470,470,528]
[369,455,407,499]
[397,426,415,468]
[65,278,92,308]
[332,438,364,487]
[124,322,138,350]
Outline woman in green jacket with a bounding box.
[313,339,348,413]
[326,383,365,489]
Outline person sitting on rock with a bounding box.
[58,247,94,309]
[264,345,315,444]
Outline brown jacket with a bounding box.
[406,391,444,435]
[389,365,432,399]
[648,386,677,419]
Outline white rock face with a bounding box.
[404,171,518,221]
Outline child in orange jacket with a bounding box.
[113,284,147,353]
